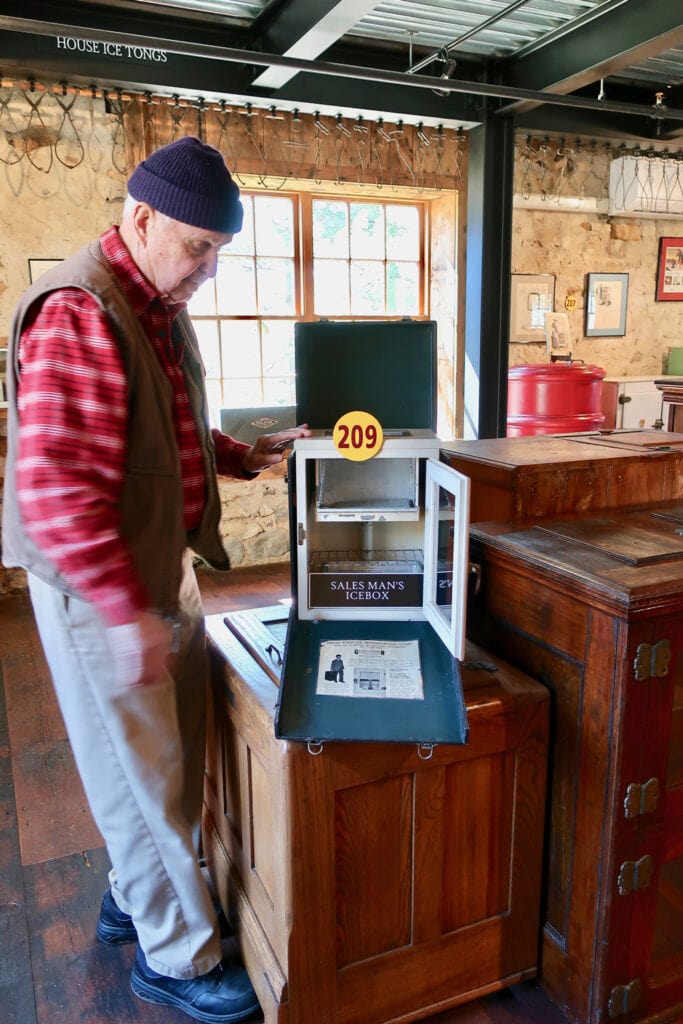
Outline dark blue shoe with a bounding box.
[96,889,232,945]
[96,889,137,945]
[131,945,260,1023]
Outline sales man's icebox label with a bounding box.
[309,573,422,607]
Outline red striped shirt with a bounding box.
[15,226,247,626]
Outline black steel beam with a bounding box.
[498,0,683,111]
[464,115,515,440]
[514,100,683,143]
[0,29,258,100]
[0,27,480,126]
[254,0,347,54]
[273,71,480,124]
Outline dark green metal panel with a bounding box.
[294,321,437,431]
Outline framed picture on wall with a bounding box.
[544,311,572,357]
[28,259,63,284]
[656,237,683,300]
[584,272,629,336]
[509,274,555,342]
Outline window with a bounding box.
[188,192,426,426]
[188,193,298,422]
[312,200,422,316]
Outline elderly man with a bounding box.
[2,136,309,1023]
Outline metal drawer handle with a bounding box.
[265,643,282,666]
[469,562,482,595]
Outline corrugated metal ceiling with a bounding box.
[133,0,267,22]
[347,0,614,59]
[127,0,683,86]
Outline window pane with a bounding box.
[193,319,221,377]
[222,378,263,408]
[191,194,423,435]
[261,320,295,377]
[263,377,296,405]
[313,200,349,258]
[204,378,222,428]
[314,259,350,315]
[256,258,295,315]
[220,321,261,377]
[350,261,385,314]
[228,195,254,256]
[350,203,385,259]
[386,205,420,260]
[254,196,294,256]
[387,262,420,314]
[216,255,256,314]
[187,278,216,316]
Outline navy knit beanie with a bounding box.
[128,137,243,234]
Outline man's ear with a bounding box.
[131,201,154,244]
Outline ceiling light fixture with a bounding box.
[433,48,457,98]
[651,91,669,135]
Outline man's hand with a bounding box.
[106,611,173,690]
[242,423,312,474]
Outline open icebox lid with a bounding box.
[274,608,468,746]
[295,320,437,431]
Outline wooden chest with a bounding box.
[203,608,549,1024]
[467,502,683,1024]
[442,431,683,522]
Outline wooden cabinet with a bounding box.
[442,432,683,523]
[467,503,683,1024]
[203,608,549,1024]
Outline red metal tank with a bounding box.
[507,362,606,437]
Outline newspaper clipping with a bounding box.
[316,639,424,700]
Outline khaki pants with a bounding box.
[27,550,221,979]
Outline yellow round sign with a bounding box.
[332,411,384,461]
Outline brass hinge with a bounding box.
[624,777,660,819]
[617,854,654,895]
[608,978,642,1019]
[633,639,671,681]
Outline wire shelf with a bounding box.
[310,549,424,573]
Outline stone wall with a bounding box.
[217,466,291,567]
[509,137,683,375]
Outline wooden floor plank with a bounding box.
[23,846,185,1024]
[0,661,38,1024]
[1,594,103,866]
[0,567,571,1024]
